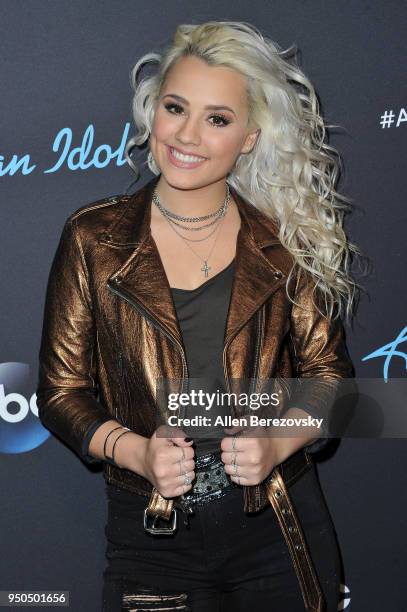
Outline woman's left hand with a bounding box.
[220,425,281,485]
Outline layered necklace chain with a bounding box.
[152,184,230,278]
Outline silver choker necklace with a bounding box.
[152,184,230,223]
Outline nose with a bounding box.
[175,114,201,147]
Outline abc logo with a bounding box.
[0,362,50,455]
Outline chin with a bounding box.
[160,169,208,191]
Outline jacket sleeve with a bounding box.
[287,268,355,454]
[36,217,113,464]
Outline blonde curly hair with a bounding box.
[125,20,365,323]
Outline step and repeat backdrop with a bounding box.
[1,1,406,610]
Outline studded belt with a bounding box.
[143,451,238,533]
[178,451,239,509]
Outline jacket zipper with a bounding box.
[108,280,194,517]
[251,306,265,509]
[250,306,265,395]
[107,281,189,412]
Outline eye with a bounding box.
[208,114,231,128]
[163,102,231,128]
[164,102,184,114]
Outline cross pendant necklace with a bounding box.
[155,186,230,278]
[201,261,211,277]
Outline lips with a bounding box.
[171,145,207,159]
[166,145,208,169]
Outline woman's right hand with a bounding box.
[139,425,196,498]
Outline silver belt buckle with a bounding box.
[143,507,178,535]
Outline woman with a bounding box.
[37,21,361,612]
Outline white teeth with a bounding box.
[171,147,205,163]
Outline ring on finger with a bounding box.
[183,472,192,486]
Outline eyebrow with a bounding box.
[161,93,237,117]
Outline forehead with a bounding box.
[161,55,248,110]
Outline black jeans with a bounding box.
[102,463,341,611]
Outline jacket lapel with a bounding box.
[103,176,184,347]
[102,175,290,348]
[223,200,287,345]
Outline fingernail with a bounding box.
[184,437,193,442]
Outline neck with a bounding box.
[153,176,229,218]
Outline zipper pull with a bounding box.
[182,506,195,529]
[178,498,195,529]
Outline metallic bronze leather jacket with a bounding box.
[36,175,353,514]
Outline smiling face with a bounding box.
[149,55,259,191]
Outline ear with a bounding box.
[240,128,260,154]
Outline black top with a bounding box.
[84,258,236,465]
[170,258,236,456]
